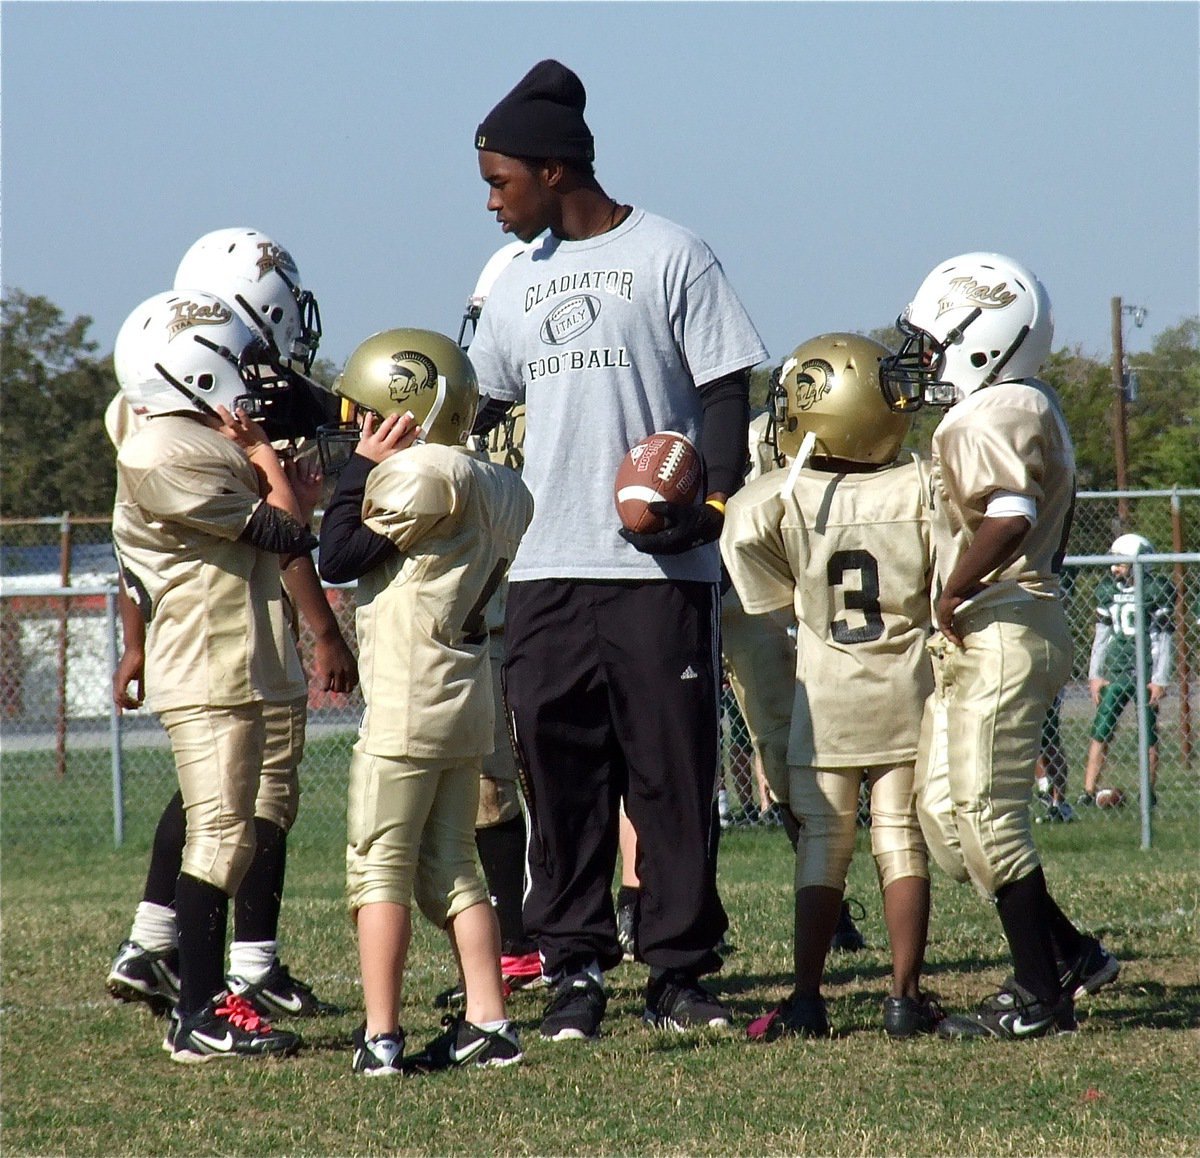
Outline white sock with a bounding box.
[228,940,277,982]
[129,902,177,954]
[475,1018,510,1033]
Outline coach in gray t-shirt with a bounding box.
[469,59,767,1043]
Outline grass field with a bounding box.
[2,793,1199,1156]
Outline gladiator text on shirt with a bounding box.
[524,269,635,314]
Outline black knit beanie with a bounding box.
[475,59,595,163]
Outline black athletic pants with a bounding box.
[503,578,728,978]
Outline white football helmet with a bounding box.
[174,228,322,370]
[880,252,1054,410]
[458,239,532,347]
[1110,533,1154,574]
[114,290,288,419]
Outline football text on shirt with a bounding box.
[526,347,631,382]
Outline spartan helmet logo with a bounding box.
[255,241,299,282]
[386,350,439,404]
[793,358,835,411]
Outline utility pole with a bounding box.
[1110,296,1130,524]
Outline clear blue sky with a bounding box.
[3,1,1197,370]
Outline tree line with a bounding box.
[2,288,1197,519]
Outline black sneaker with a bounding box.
[170,992,301,1062]
[1076,792,1096,808]
[747,991,830,1040]
[642,969,732,1031]
[402,1014,522,1073]
[883,994,945,1038]
[106,940,180,1016]
[539,973,607,1041]
[161,1007,181,1054]
[352,1024,406,1076]
[936,981,1076,1040]
[1060,937,1120,1001]
[830,899,866,952]
[227,959,343,1018]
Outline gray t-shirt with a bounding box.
[469,208,768,583]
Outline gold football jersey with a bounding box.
[930,379,1075,611]
[112,415,307,712]
[721,455,933,767]
[356,443,534,759]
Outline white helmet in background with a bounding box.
[458,239,532,346]
[174,227,322,370]
[880,252,1053,410]
[1109,533,1154,575]
[114,290,287,419]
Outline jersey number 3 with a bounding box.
[827,549,884,645]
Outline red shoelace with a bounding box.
[215,992,273,1032]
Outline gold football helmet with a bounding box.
[771,333,910,466]
[317,329,479,473]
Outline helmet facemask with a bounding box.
[880,253,1053,410]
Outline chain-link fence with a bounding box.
[3,495,1198,850]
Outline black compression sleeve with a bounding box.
[470,395,516,440]
[316,454,397,584]
[238,505,319,556]
[698,369,751,497]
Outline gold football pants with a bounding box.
[345,746,491,926]
[788,762,928,892]
[916,599,1072,898]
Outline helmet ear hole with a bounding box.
[196,373,215,392]
[970,352,988,368]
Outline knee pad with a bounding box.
[866,764,929,890]
[254,700,305,832]
[414,860,491,930]
[164,703,264,896]
[789,767,859,891]
[182,811,257,895]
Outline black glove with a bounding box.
[619,501,724,556]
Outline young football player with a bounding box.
[722,333,940,1039]
[317,329,533,1075]
[110,290,320,1061]
[879,252,1119,1040]
[105,229,353,1022]
[1080,533,1174,808]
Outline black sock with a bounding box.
[233,819,287,944]
[176,873,230,1017]
[475,815,532,955]
[1042,891,1085,964]
[995,867,1063,1004]
[143,792,186,908]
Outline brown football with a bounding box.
[614,431,703,534]
[1095,787,1126,809]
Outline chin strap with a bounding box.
[782,431,817,501]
